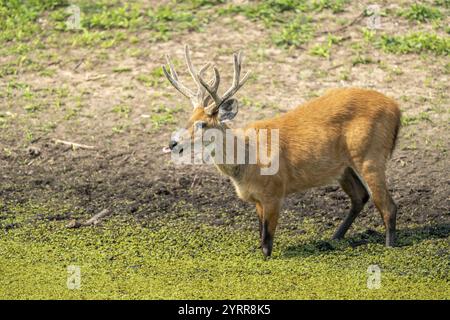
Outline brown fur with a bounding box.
[184,87,401,256]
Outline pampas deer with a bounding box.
[162,45,401,257]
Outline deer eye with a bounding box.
[194,121,207,130]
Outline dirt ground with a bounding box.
[1,0,449,241]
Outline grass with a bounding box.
[112,104,131,118]
[146,5,204,41]
[272,15,315,47]
[399,3,443,23]
[83,4,143,30]
[378,32,450,55]
[50,0,207,35]
[113,66,132,73]
[136,67,166,87]
[401,112,432,126]
[312,0,347,13]
[310,43,331,58]
[445,62,450,74]
[309,35,344,58]
[0,0,212,55]
[0,0,68,42]
[219,0,350,48]
[147,105,182,130]
[352,55,373,66]
[2,0,446,78]
[0,201,448,299]
[112,123,129,134]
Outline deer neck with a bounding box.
[211,124,249,182]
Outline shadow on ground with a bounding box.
[282,223,450,258]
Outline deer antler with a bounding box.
[163,45,249,113]
[162,45,215,108]
[199,51,250,115]
[197,67,221,107]
[162,55,195,99]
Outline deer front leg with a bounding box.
[260,200,281,258]
[256,202,263,243]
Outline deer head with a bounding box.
[162,45,250,154]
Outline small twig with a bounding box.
[339,35,352,41]
[30,136,43,144]
[318,12,364,35]
[53,138,95,150]
[74,59,84,70]
[327,63,345,71]
[84,209,111,226]
[121,151,135,164]
[191,175,198,188]
[66,209,111,229]
[74,53,90,71]
[86,74,107,81]
[48,60,61,67]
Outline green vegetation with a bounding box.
[112,104,131,118]
[399,3,442,22]
[401,112,432,126]
[50,0,210,34]
[445,62,450,74]
[0,0,212,50]
[112,123,129,134]
[312,0,346,13]
[219,0,350,48]
[145,5,204,42]
[136,67,166,87]
[149,105,181,130]
[309,35,343,58]
[0,0,68,42]
[273,16,315,47]
[83,4,143,29]
[379,32,450,55]
[219,0,310,25]
[352,55,373,66]
[310,43,331,58]
[0,201,448,299]
[113,66,132,73]
[2,0,447,59]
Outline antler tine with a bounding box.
[198,67,222,112]
[228,71,251,99]
[165,54,179,80]
[186,45,216,89]
[162,54,195,99]
[198,63,219,108]
[184,45,199,83]
[199,63,216,88]
[221,51,250,103]
[185,45,219,106]
[199,63,210,77]
[162,66,193,99]
[233,52,241,86]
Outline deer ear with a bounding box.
[218,99,239,122]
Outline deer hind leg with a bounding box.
[332,167,370,240]
[358,161,397,247]
[260,200,281,257]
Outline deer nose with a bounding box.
[169,140,178,150]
